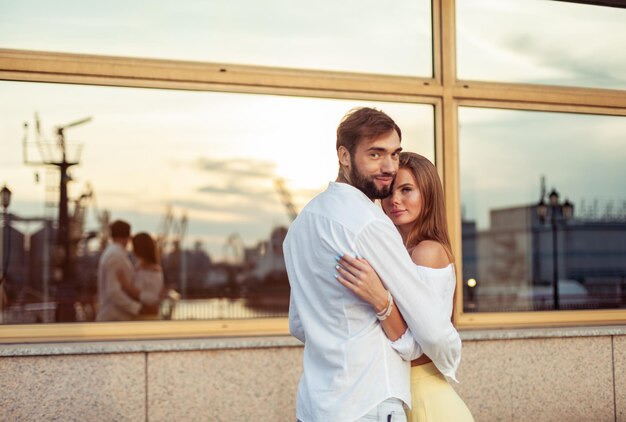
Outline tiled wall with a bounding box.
[0,353,146,421]
[1,335,624,421]
[455,336,616,422]
[147,347,301,421]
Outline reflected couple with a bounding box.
[96,220,164,321]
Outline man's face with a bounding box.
[344,130,401,200]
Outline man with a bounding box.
[96,220,142,321]
[284,107,461,421]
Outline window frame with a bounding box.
[1,0,626,342]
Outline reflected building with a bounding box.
[2,221,58,323]
[162,240,212,297]
[242,226,289,311]
[28,222,54,296]
[463,201,626,312]
[186,241,212,292]
[461,220,478,308]
[3,226,27,301]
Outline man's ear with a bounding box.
[337,146,351,169]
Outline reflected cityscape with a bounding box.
[462,192,626,312]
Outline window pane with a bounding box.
[457,0,626,90]
[0,0,432,77]
[0,81,434,324]
[460,107,626,313]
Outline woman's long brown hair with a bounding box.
[132,232,160,266]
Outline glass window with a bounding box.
[460,107,626,312]
[0,0,432,77]
[456,0,626,90]
[0,80,434,324]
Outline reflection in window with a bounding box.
[0,0,432,77]
[0,81,434,324]
[457,0,626,90]
[460,108,626,312]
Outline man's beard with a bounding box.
[349,159,394,200]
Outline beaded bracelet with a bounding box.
[376,291,394,321]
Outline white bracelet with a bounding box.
[376,291,392,316]
[376,291,394,321]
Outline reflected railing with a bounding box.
[1,291,290,324]
[464,287,626,313]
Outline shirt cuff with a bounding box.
[389,328,423,361]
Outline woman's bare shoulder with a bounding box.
[410,240,450,269]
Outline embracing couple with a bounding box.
[284,107,474,421]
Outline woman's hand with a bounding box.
[335,254,390,313]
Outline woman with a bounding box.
[117,232,164,319]
[335,152,473,422]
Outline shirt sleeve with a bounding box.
[355,220,461,383]
[389,328,424,362]
[105,254,142,316]
[288,291,305,344]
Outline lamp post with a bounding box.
[1,184,12,284]
[537,188,573,310]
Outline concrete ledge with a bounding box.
[0,335,303,357]
[460,325,626,341]
[2,325,626,357]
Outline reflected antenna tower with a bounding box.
[22,113,92,286]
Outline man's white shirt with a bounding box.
[96,243,141,321]
[284,182,461,422]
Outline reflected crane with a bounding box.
[274,178,298,222]
[223,233,245,265]
[157,206,188,254]
[157,205,175,254]
[86,183,110,250]
[158,206,189,296]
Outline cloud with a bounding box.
[502,34,626,88]
[197,182,277,205]
[195,157,276,179]
[191,156,283,206]
[459,108,626,229]
[456,0,626,89]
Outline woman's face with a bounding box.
[382,167,422,230]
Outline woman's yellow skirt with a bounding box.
[407,362,474,422]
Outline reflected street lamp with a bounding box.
[537,188,573,310]
[1,184,12,284]
[1,185,10,209]
[465,278,478,310]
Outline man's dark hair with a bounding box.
[336,107,401,154]
[110,220,131,239]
